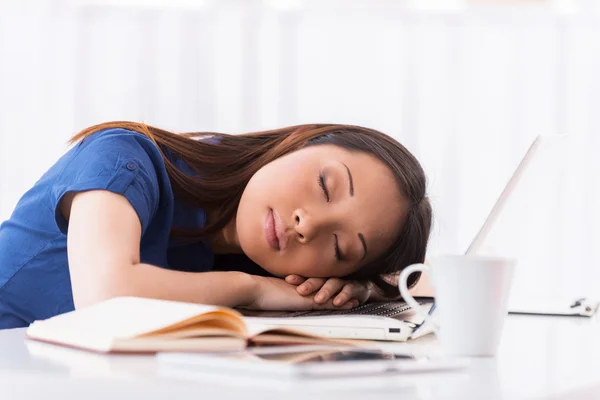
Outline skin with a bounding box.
[210,144,409,306]
[61,144,431,311]
[213,144,407,279]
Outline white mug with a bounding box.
[399,255,516,357]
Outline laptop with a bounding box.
[239,135,562,341]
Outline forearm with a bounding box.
[66,191,260,309]
[75,264,258,309]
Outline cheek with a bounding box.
[245,165,306,209]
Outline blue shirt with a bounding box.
[0,128,216,329]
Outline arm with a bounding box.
[64,190,349,311]
[63,190,257,309]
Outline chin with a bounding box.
[236,223,277,277]
[235,195,287,277]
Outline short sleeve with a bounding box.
[50,130,162,235]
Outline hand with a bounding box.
[244,275,358,311]
[284,275,372,308]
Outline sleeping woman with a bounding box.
[0,122,432,329]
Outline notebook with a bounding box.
[24,297,373,354]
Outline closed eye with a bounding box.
[318,173,330,202]
[334,234,342,262]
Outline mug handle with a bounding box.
[399,263,431,322]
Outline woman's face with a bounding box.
[234,144,408,278]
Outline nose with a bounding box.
[293,208,318,244]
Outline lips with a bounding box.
[264,209,288,251]
[264,209,279,250]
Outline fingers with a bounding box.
[285,276,359,308]
[285,276,369,310]
[334,281,371,307]
[285,275,306,286]
[333,284,359,307]
[297,278,327,296]
[314,278,346,304]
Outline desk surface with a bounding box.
[1,314,600,400]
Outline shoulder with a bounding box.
[65,127,167,182]
[50,128,170,234]
[76,127,158,157]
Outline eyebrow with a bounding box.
[342,163,354,196]
[358,233,368,260]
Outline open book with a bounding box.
[25,297,367,354]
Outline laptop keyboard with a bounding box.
[239,301,427,319]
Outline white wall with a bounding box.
[0,0,599,305]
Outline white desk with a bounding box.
[1,314,599,400]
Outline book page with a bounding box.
[27,297,232,341]
[245,324,371,348]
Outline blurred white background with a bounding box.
[0,0,599,307]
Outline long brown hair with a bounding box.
[70,121,432,297]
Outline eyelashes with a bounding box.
[318,172,341,262]
[318,173,330,202]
